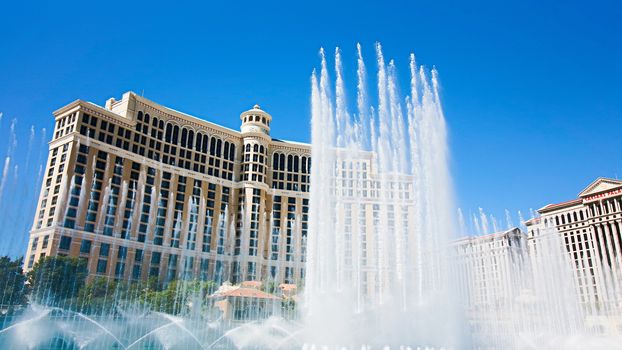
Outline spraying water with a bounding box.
[304,43,462,348]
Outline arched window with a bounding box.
[580,211,584,221]
[202,135,209,153]
[259,145,264,154]
[152,117,159,127]
[287,155,293,171]
[301,156,307,173]
[273,153,279,169]
[137,111,143,121]
[165,123,173,142]
[229,144,235,161]
[210,138,217,156]
[196,133,203,151]
[188,130,194,148]
[293,156,299,172]
[181,128,188,147]
[172,125,180,145]
[307,157,311,172]
[224,142,230,160]
[573,212,578,222]
[245,144,251,152]
[159,120,164,129]
[216,139,222,156]
[279,154,285,170]
[144,113,150,124]
[262,117,266,124]
[253,144,259,153]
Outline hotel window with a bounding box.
[132,264,141,280]
[59,236,72,250]
[166,254,178,282]
[247,261,256,280]
[115,262,126,278]
[97,259,107,274]
[200,258,210,281]
[271,196,281,261]
[28,255,36,269]
[117,246,128,261]
[99,243,110,257]
[214,260,224,284]
[150,252,161,277]
[182,256,194,280]
[80,239,92,254]
[170,176,187,248]
[186,179,201,250]
[203,206,214,253]
[232,261,241,283]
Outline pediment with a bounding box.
[578,178,622,198]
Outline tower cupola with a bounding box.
[240,104,271,137]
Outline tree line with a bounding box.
[0,255,218,316]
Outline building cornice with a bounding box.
[132,95,243,142]
[538,198,583,214]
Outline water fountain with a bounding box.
[303,43,462,348]
[0,44,620,349]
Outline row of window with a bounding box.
[57,235,228,282]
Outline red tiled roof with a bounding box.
[539,198,582,213]
[241,281,263,289]
[279,283,297,291]
[211,287,281,300]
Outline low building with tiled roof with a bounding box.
[210,281,281,321]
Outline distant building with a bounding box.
[453,228,528,311]
[23,91,311,285]
[526,177,622,330]
[210,281,281,321]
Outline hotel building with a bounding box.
[526,178,622,326]
[453,228,527,311]
[23,91,311,285]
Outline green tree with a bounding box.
[76,277,118,313]
[262,280,278,294]
[27,256,88,305]
[145,279,217,315]
[0,256,28,312]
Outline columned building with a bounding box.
[526,178,622,321]
[23,91,310,285]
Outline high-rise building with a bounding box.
[24,91,311,285]
[526,177,622,323]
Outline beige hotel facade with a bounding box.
[526,177,622,327]
[24,91,312,285]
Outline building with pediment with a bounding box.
[23,91,312,286]
[526,177,622,327]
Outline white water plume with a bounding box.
[505,208,514,229]
[305,44,461,348]
[0,157,11,207]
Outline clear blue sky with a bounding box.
[0,0,621,253]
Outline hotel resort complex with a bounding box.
[23,91,312,286]
[21,92,622,321]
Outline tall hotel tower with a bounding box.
[23,91,311,285]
